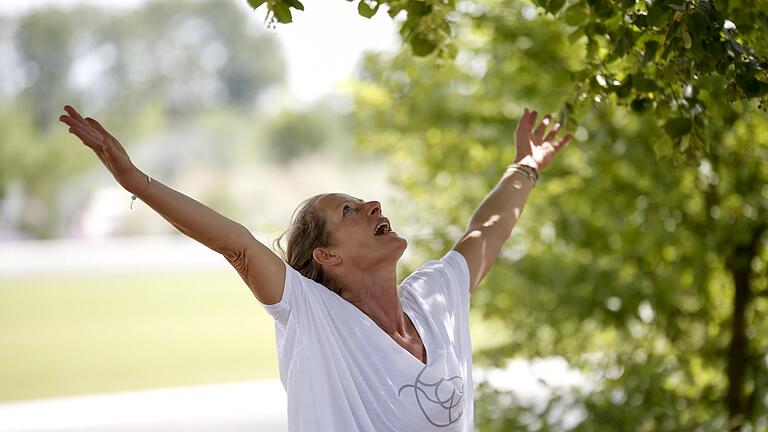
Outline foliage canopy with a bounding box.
[246,0,768,429]
[248,0,768,159]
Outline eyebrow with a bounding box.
[335,198,364,211]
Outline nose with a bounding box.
[368,201,381,215]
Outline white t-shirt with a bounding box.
[261,250,474,431]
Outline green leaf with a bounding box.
[564,2,588,25]
[643,40,660,64]
[273,3,292,23]
[631,13,648,28]
[387,3,404,17]
[283,0,304,10]
[247,0,267,9]
[652,137,674,157]
[634,76,657,92]
[735,74,768,98]
[410,34,437,56]
[630,97,652,112]
[665,0,686,11]
[358,0,379,18]
[663,117,692,139]
[647,2,666,27]
[545,0,566,15]
[611,26,634,59]
[558,102,573,127]
[568,27,586,43]
[585,21,607,36]
[689,11,708,34]
[405,1,432,16]
[681,30,691,49]
[614,75,633,98]
[619,0,636,9]
[399,17,416,38]
[587,0,614,19]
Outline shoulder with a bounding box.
[404,251,468,281]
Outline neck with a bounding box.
[340,263,406,337]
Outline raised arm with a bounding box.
[59,105,285,304]
[452,107,572,294]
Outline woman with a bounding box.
[59,105,571,431]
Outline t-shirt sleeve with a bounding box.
[259,259,308,326]
[406,249,471,316]
[437,249,472,313]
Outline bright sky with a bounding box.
[0,0,400,106]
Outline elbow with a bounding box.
[218,223,251,259]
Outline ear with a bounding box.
[312,247,342,267]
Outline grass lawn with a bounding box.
[0,270,279,402]
[0,270,504,402]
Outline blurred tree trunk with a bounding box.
[725,224,765,430]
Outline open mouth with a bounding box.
[374,219,392,236]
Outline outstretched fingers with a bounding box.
[543,122,561,143]
[516,108,537,139]
[553,133,573,151]
[64,105,86,124]
[85,117,109,138]
[525,109,538,132]
[70,124,105,152]
[533,114,551,142]
[65,117,102,143]
[85,116,128,158]
[60,106,105,147]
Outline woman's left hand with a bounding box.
[513,107,572,171]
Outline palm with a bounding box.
[514,107,572,171]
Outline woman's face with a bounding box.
[313,193,407,271]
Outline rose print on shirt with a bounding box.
[398,365,464,427]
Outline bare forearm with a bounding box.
[466,169,534,236]
[454,107,570,293]
[126,167,246,255]
[454,168,535,291]
[59,106,249,257]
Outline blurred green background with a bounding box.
[1,0,767,430]
[0,271,277,401]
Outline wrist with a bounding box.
[505,160,539,187]
[123,166,148,195]
[513,155,540,172]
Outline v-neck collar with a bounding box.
[402,302,430,366]
[337,294,432,367]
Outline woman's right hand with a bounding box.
[60,108,286,304]
[59,105,146,193]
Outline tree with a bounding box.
[344,3,767,429]
[247,0,768,160]
[1,0,286,238]
[242,0,768,428]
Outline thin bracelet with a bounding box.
[505,163,539,186]
[130,174,152,209]
[508,162,539,181]
[506,167,536,187]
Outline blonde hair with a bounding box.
[273,193,343,295]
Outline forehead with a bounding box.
[324,193,362,207]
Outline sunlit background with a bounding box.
[0,1,584,430]
[0,0,399,430]
[2,0,766,430]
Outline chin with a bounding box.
[395,236,408,256]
